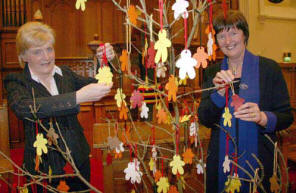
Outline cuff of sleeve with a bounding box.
[210,91,226,108]
[262,111,277,133]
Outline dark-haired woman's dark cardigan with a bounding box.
[4,65,97,178]
[198,57,293,193]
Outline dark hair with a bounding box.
[213,10,249,44]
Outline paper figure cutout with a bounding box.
[225,174,241,193]
[179,75,188,86]
[120,49,129,72]
[223,107,232,127]
[205,26,217,61]
[182,148,194,164]
[46,127,59,146]
[165,75,178,102]
[154,30,172,63]
[107,136,121,150]
[95,66,113,85]
[172,0,189,19]
[157,108,168,124]
[115,142,125,154]
[231,95,245,112]
[63,162,74,175]
[193,47,209,69]
[130,90,144,109]
[157,177,170,193]
[170,155,185,175]
[128,5,139,26]
[270,174,280,193]
[154,170,162,182]
[196,159,206,174]
[124,158,143,184]
[157,62,167,78]
[20,187,28,193]
[33,133,48,156]
[115,88,126,108]
[75,0,87,11]
[149,157,156,171]
[147,41,156,68]
[176,49,197,79]
[180,115,191,123]
[140,102,149,119]
[119,102,128,120]
[57,180,70,192]
[189,122,198,136]
[152,145,157,159]
[223,155,231,173]
[168,185,179,193]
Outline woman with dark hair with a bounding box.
[198,10,293,192]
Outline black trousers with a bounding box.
[28,158,90,192]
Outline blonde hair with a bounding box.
[16,21,55,68]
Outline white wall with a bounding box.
[240,0,296,63]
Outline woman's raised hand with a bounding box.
[212,70,235,96]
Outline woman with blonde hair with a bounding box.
[5,21,114,192]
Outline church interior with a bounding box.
[0,0,296,192]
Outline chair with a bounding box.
[0,104,14,190]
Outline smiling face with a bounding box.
[216,27,246,61]
[22,42,55,77]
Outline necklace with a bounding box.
[228,59,242,76]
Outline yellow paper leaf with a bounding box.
[169,155,185,175]
[95,66,113,85]
[270,173,280,193]
[225,175,241,193]
[33,133,48,156]
[157,177,170,193]
[222,107,232,127]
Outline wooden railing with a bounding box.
[1,0,27,28]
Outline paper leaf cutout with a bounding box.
[119,102,128,120]
[115,142,124,154]
[128,5,139,26]
[147,41,156,68]
[95,66,113,85]
[157,177,170,193]
[157,108,168,124]
[154,30,172,63]
[168,185,179,193]
[149,157,156,171]
[176,49,197,80]
[119,49,129,72]
[205,26,217,61]
[57,180,70,192]
[165,75,178,102]
[115,88,126,108]
[170,155,185,175]
[180,115,191,123]
[154,170,162,182]
[124,158,143,184]
[20,187,28,193]
[157,62,167,78]
[231,95,245,112]
[225,174,241,193]
[182,148,194,164]
[114,149,123,159]
[196,160,206,174]
[189,122,198,136]
[34,155,40,171]
[75,0,87,11]
[223,155,231,173]
[46,127,59,146]
[270,174,280,193]
[63,162,74,175]
[140,102,149,119]
[172,0,189,19]
[130,90,144,109]
[33,133,48,156]
[107,136,121,150]
[179,75,188,86]
[193,47,209,69]
[222,107,232,127]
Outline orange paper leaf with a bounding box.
[57,180,70,192]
